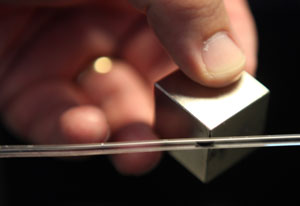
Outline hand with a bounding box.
[0,0,257,175]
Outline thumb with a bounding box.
[129,0,246,87]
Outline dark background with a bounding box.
[1,1,300,205]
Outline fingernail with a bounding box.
[201,32,246,77]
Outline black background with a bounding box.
[1,1,300,205]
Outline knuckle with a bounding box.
[196,0,223,19]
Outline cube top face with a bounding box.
[156,71,269,131]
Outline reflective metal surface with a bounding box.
[155,71,269,182]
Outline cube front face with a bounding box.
[155,71,269,182]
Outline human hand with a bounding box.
[0,0,257,175]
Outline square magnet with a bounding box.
[155,71,269,182]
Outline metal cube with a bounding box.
[155,71,269,182]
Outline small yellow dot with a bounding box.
[93,57,112,74]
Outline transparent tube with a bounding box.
[1,134,300,158]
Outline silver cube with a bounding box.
[155,71,269,182]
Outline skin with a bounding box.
[0,0,257,175]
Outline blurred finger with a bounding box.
[0,7,138,144]
[79,58,154,132]
[120,25,177,83]
[110,123,162,175]
[79,57,161,174]
[2,80,109,144]
[0,7,136,108]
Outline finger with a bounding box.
[0,8,137,144]
[129,0,246,87]
[2,81,109,144]
[79,58,154,132]
[79,58,161,174]
[224,0,258,75]
[60,103,109,144]
[120,25,177,83]
[0,7,136,108]
[110,123,162,175]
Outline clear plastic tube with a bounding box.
[1,134,300,158]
